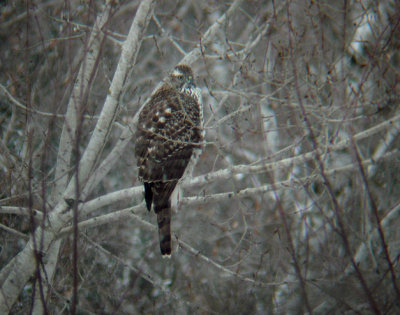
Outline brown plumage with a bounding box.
[134,65,203,256]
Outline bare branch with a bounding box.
[0,1,155,311]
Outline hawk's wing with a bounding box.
[135,87,202,184]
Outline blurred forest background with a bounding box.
[0,0,399,314]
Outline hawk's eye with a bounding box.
[177,75,184,80]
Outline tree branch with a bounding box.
[0,1,155,311]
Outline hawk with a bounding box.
[134,65,203,256]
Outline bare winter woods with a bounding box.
[0,0,399,313]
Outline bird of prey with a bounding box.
[134,65,203,256]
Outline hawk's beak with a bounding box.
[188,75,194,87]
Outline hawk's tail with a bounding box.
[154,199,172,256]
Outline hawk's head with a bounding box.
[168,64,195,91]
